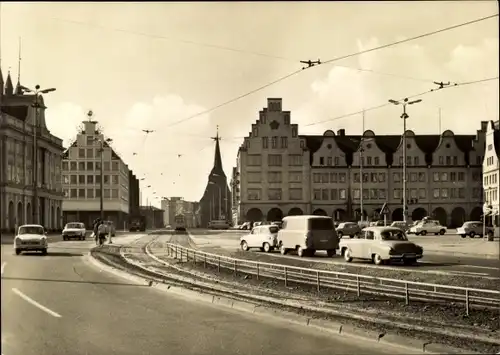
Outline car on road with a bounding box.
[457,221,494,239]
[390,221,410,232]
[278,215,339,257]
[339,226,423,265]
[14,224,48,255]
[62,222,86,241]
[240,224,280,253]
[335,222,362,238]
[408,219,446,236]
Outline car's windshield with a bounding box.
[308,218,334,230]
[380,230,408,241]
[18,226,44,235]
[66,223,84,229]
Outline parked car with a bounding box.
[408,219,446,236]
[14,224,48,255]
[240,224,280,253]
[62,222,86,241]
[390,221,410,232]
[457,221,494,239]
[278,215,339,257]
[339,226,423,265]
[335,222,362,238]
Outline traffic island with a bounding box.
[91,240,500,354]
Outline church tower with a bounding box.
[198,126,232,227]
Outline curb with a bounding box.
[425,250,500,259]
[87,249,487,354]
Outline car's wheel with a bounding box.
[41,248,47,255]
[15,249,21,255]
[263,242,271,253]
[280,244,287,255]
[372,253,384,265]
[240,241,249,252]
[460,234,466,238]
[420,230,427,236]
[439,229,446,235]
[344,248,353,262]
[469,231,476,238]
[326,249,336,257]
[63,236,67,241]
[337,231,343,238]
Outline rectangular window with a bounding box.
[433,172,440,182]
[288,154,302,166]
[78,148,85,158]
[353,189,360,199]
[268,171,282,183]
[441,172,448,181]
[95,189,101,198]
[62,161,69,170]
[327,157,332,166]
[267,154,281,166]
[329,173,337,183]
[419,188,426,199]
[313,189,321,200]
[339,173,346,183]
[393,173,400,182]
[319,157,325,166]
[70,175,77,184]
[78,175,85,184]
[112,189,119,198]
[262,137,268,149]
[247,189,261,200]
[87,162,94,171]
[280,137,288,148]
[78,188,85,198]
[433,188,440,198]
[330,189,338,200]
[79,162,85,171]
[70,162,77,171]
[63,175,70,184]
[271,137,277,149]
[313,173,321,183]
[104,162,110,171]
[112,161,119,171]
[289,171,302,183]
[247,172,262,183]
[289,188,302,200]
[86,148,94,158]
[104,189,110,198]
[321,189,329,200]
[379,189,386,199]
[339,189,346,199]
[112,175,119,184]
[247,155,262,166]
[87,175,94,184]
[87,189,94,198]
[321,173,329,183]
[378,173,385,182]
[441,188,448,198]
[268,188,282,200]
[104,175,110,184]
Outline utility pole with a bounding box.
[21,85,56,224]
[389,98,423,222]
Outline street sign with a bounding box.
[380,203,389,215]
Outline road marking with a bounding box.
[459,265,500,271]
[12,288,62,318]
[1,262,6,275]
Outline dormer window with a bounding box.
[260,112,266,124]
[284,113,290,125]
[291,126,297,137]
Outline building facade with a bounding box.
[233,98,486,228]
[198,130,232,227]
[483,120,500,227]
[0,69,65,232]
[61,120,134,229]
[161,197,199,228]
[140,205,164,229]
[128,171,140,217]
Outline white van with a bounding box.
[277,215,339,257]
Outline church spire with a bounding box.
[210,125,225,177]
[4,69,13,96]
[14,37,23,95]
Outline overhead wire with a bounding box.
[305,76,499,127]
[160,13,498,129]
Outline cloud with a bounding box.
[293,37,499,136]
[45,102,87,147]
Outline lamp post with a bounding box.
[208,181,222,219]
[21,85,56,225]
[388,98,422,223]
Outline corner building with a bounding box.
[482,120,500,227]
[61,120,137,228]
[0,68,65,232]
[234,98,486,227]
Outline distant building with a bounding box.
[0,68,65,231]
[482,120,500,228]
[161,196,199,228]
[234,98,486,228]
[61,119,139,229]
[140,205,164,229]
[128,171,140,217]
[198,129,232,227]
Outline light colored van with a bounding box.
[277,215,339,257]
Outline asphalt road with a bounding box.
[1,236,408,355]
[186,230,500,279]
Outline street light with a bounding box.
[20,85,56,224]
[208,181,222,220]
[92,135,113,221]
[388,98,423,222]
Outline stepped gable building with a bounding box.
[0,67,65,232]
[482,120,500,227]
[233,97,486,227]
[61,118,140,229]
[198,128,232,227]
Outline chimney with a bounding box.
[337,129,345,136]
[480,121,488,132]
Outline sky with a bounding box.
[1,1,498,207]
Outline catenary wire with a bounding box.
[305,76,499,127]
[160,14,499,129]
